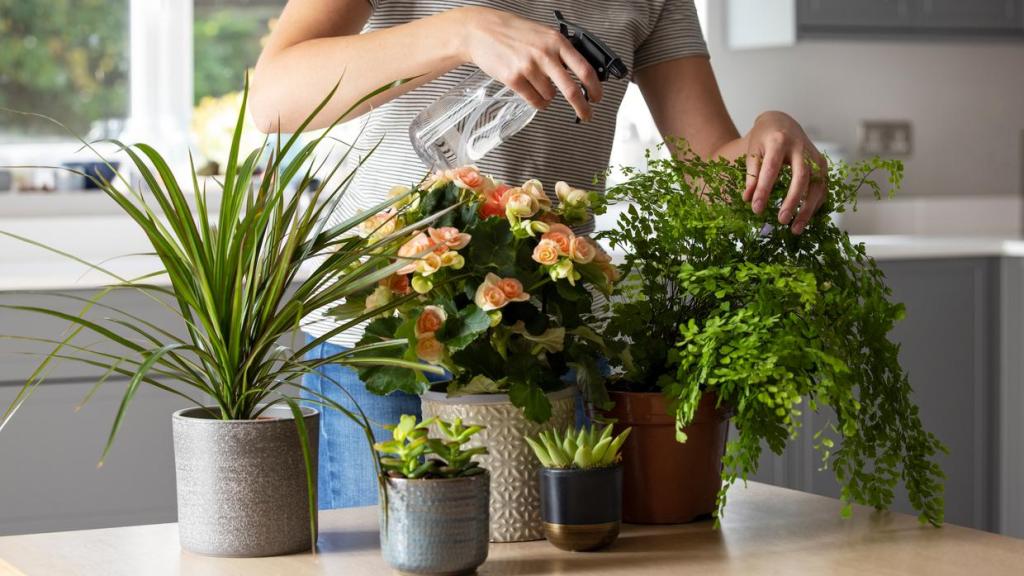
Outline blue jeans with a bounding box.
[301,336,421,509]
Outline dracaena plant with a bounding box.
[0,77,443,546]
[374,414,488,479]
[526,424,631,470]
[599,144,945,526]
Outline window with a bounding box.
[194,0,283,103]
[0,0,130,143]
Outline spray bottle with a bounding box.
[409,10,628,169]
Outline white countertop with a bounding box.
[4,216,1024,292]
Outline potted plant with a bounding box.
[526,424,631,551]
[599,147,945,526]
[345,167,619,541]
[0,80,441,556]
[375,415,490,575]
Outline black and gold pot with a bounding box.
[538,465,622,551]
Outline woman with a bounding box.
[253,0,827,508]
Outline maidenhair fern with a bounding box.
[601,145,945,526]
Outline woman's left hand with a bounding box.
[742,111,828,235]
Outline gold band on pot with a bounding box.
[542,521,620,552]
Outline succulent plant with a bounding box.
[374,414,488,479]
[526,424,631,470]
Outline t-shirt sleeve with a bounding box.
[633,0,709,73]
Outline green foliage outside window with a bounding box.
[193,1,282,104]
[0,0,129,139]
[0,0,282,140]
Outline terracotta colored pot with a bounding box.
[600,391,729,524]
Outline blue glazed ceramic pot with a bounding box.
[380,472,490,575]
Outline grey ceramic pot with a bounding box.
[381,472,490,575]
[172,405,318,557]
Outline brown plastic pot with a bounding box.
[599,391,729,524]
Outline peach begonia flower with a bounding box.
[474,281,507,311]
[555,181,590,207]
[593,244,613,264]
[396,232,437,275]
[495,276,530,303]
[504,190,540,218]
[569,236,597,264]
[415,335,445,364]
[358,209,398,241]
[541,223,574,256]
[530,221,551,235]
[473,273,526,312]
[440,251,465,270]
[549,259,578,285]
[599,262,622,283]
[480,183,512,219]
[532,239,561,266]
[422,170,451,191]
[521,179,552,211]
[415,305,447,338]
[416,252,444,276]
[382,273,411,295]
[449,165,488,191]
[428,226,471,251]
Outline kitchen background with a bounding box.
[2,0,1024,541]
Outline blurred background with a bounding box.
[2,0,1024,541]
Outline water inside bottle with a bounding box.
[409,85,538,169]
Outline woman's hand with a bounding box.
[456,7,601,121]
[742,111,828,235]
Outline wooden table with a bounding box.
[1,482,1021,576]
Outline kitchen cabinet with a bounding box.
[0,379,189,536]
[915,0,1024,32]
[0,289,191,536]
[728,0,1024,48]
[799,0,1024,36]
[750,258,1003,533]
[0,287,305,536]
[798,0,914,31]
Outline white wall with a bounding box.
[705,1,1024,201]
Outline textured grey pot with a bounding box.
[421,387,576,542]
[172,405,318,557]
[381,472,490,576]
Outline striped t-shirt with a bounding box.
[303,0,708,346]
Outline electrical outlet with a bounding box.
[859,120,913,156]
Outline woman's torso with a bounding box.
[305,0,705,345]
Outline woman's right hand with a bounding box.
[455,7,602,122]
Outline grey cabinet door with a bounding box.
[749,258,999,532]
[0,380,190,536]
[915,0,1022,31]
[798,0,1024,36]
[0,288,188,384]
[798,0,913,30]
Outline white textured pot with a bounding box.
[421,387,576,542]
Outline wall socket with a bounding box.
[859,120,913,156]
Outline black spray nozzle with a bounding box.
[554,10,628,82]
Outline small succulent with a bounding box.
[526,424,631,470]
[374,414,488,479]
